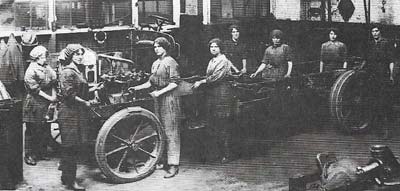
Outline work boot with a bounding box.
[65,181,85,191]
[24,155,37,166]
[164,165,179,178]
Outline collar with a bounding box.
[62,63,81,74]
[32,62,47,68]
[212,54,227,63]
[373,37,383,43]
[272,43,282,48]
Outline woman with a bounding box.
[222,24,248,73]
[129,37,182,178]
[58,44,92,191]
[251,29,293,80]
[320,28,348,72]
[23,45,57,166]
[192,38,235,163]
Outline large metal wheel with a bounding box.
[95,107,165,183]
[330,70,374,133]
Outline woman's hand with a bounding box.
[192,81,203,89]
[284,74,291,78]
[128,86,137,93]
[250,72,258,78]
[241,68,247,74]
[49,95,58,103]
[84,101,91,107]
[149,90,161,98]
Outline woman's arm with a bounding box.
[320,61,324,73]
[150,82,178,97]
[390,62,394,82]
[130,81,151,91]
[193,59,229,88]
[241,59,247,73]
[250,63,266,78]
[151,60,180,97]
[205,60,229,83]
[230,62,240,73]
[60,69,88,106]
[25,68,56,102]
[285,61,293,78]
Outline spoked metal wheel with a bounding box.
[330,70,374,133]
[95,107,165,183]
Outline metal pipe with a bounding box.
[327,0,331,22]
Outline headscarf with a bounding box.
[29,45,47,60]
[58,44,85,65]
[229,24,240,32]
[270,29,283,39]
[64,44,85,60]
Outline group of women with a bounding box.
[20,23,351,190]
[23,44,91,190]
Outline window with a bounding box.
[13,0,49,30]
[55,0,86,28]
[55,0,132,28]
[137,0,173,24]
[0,0,132,32]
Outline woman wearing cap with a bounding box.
[23,45,57,166]
[129,37,183,178]
[192,38,235,163]
[251,29,293,80]
[320,28,348,72]
[58,44,91,190]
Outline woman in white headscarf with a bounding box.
[23,45,57,166]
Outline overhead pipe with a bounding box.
[327,0,332,22]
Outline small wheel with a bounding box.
[95,107,165,183]
[330,70,373,133]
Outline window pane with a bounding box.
[56,0,86,28]
[55,0,131,29]
[102,0,132,26]
[138,0,173,24]
[13,0,49,30]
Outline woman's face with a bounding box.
[329,31,337,41]
[272,37,281,45]
[371,27,381,40]
[209,43,221,56]
[72,49,84,65]
[37,54,47,65]
[154,43,167,57]
[231,28,240,41]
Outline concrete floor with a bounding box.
[16,115,400,191]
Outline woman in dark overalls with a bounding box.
[129,37,183,178]
[58,44,92,191]
[193,38,235,163]
[23,45,57,165]
[251,29,293,80]
[250,29,294,119]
